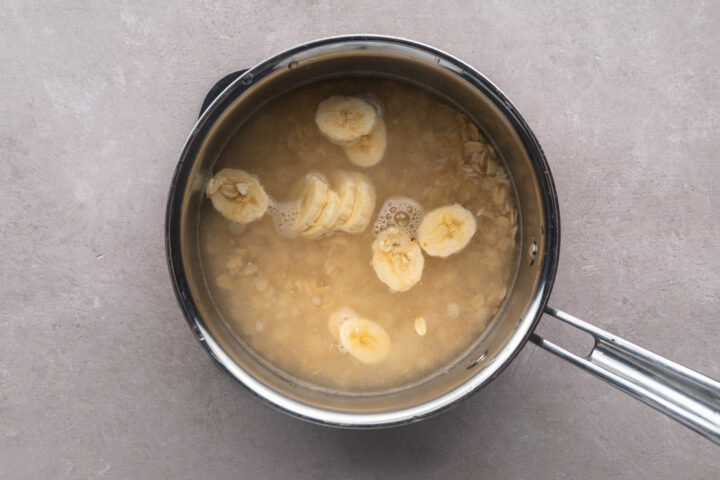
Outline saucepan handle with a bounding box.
[199,70,248,118]
[530,306,720,444]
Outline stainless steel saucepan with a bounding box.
[165,35,720,442]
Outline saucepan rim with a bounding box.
[165,34,560,428]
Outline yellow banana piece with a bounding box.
[206,168,269,224]
[371,227,425,292]
[329,170,357,228]
[315,95,377,145]
[337,171,376,234]
[328,307,391,365]
[417,204,477,257]
[291,171,330,233]
[342,116,387,168]
[302,190,341,239]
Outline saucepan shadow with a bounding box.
[279,383,509,476]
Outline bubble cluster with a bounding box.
[447,303,460,318]
[267,198,301,238]
[373,197,424,238]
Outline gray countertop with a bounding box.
[2,2,719,478]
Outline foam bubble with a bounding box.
[373,197,424,238]
[267,197,300,238]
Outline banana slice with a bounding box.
[340,318,391,365]
[302,190,341,239]
[337,172,376,233]
[417,204,477,257]
[206,168,269,224]
[291,172,330,233]
[328,170,356,227]
[328,307,391,364]
[342,116,387,168]
[371,227,425,292]
[315,96,378,145]
[328,307,357,340]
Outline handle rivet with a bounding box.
[528,237,537,266]
[468,350,488,369]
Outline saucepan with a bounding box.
[165,35,720,442]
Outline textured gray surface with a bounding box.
[2,1,719,478]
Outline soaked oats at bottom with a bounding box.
[199,78,519,392]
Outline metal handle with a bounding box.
[530,306,720,444]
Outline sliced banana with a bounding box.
[206,168,269,224]
[371,227,425,292]
[328,307,391,364]
[337,172,376,233]
[417,204,477,257]
[329,170,356,227]
[291,172,330,233]
[315,96,377,145]
[339,318,391,365]
[328,307,357,340]
[342,116,387,168]
[302,190,341,239]
[269,169,376,239]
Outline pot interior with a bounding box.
[170,38,558,426]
